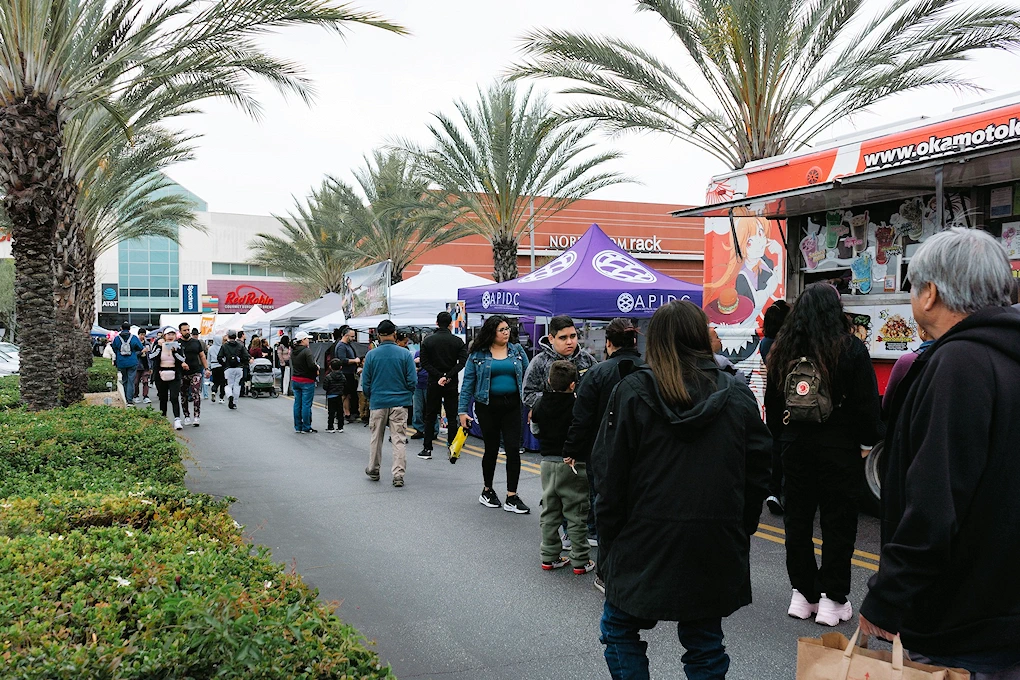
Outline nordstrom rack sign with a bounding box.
[548,234,664,254]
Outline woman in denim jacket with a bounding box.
[459,315,531,514]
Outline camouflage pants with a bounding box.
[181,373,203,418]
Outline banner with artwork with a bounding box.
[446,301,467,341]
[342,261,391,319]
[199,313,216,337]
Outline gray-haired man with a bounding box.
[860,228,1020,679]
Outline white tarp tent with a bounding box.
[243,300,304,335]
[238,304,267,332]
[389,265,491,318]
[211,313,241,336]
[298,308,349,334]
[345,314,436,332]
[272,292,344,328]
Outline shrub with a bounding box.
[88,356,119,393]
[0,404,394,678]
[0,374,18,409]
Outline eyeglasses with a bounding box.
[496,326,511,333]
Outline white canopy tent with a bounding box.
[236,305,267,335]
[298,308,350,334]
[271,292,344,329]
[242,300,304,336]
[211,313,241,336]
[345,314,437,332]
[389,265,491,318]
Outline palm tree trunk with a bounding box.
[55,221,89,405]
[0,95,73,410]
[491,236,519,282]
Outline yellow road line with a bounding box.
[757,523,882,562]
[755,528,879,572]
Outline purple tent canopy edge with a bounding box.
[458,224,702,319]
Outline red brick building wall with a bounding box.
[406,198,704,283]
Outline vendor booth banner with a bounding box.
[199,314,216,337]
[447,301,467,340]
[458,224,701,318]
[342,261,391,318]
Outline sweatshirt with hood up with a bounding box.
[591,360,771,622]
[861,306,1020,661]
[522,336,597,409]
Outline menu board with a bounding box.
[845,303,922,359]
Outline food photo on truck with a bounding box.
[674,94,1020,511]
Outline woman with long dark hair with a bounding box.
[765,283,882,626]
[593,301,771,680]
[458,315,531,513]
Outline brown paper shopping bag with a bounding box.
[796,627,970,680]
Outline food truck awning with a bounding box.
[672,139,1020,220]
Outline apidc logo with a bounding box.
[616,293,635,313]
[519,251,577,283]
[617,292,679,313]
[593,250,657,283]
[481,290,520,310]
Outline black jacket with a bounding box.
[563,348,644,463]
[763,334,883,448]
[420,328,467,384]
[322,370,346,397]
[290,344,319,381]
[592,362,771,622]
[860,307,1020,656]
[217,341,250,370]
[530,391,576,458]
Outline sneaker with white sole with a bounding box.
[143,397,151,404]
[183,416,192,426]
[766,495,785,514]
[573,560,596,575]
[541,556,569,571]
[478,488,501,508]
[558,525,572,551]
[815,595,852,627]
[173,418,183,431]
[504,495,530,514]
[193,417,200,427]
[418,449,433,460]
[788,589,819,620]
[593,575,606,594]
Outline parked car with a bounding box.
[0,345,19,376]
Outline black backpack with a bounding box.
[782,357,834,424]
[223,344,242,369]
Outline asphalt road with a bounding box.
[180,391,884,680]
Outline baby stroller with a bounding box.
[249,358,278,398]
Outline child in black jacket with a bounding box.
[531,360,592,575]
[322,359,346,433]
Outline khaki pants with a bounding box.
[368,407,409,480]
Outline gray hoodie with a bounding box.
[522,336,597,408]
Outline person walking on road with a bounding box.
[522,315,597,411]
[764,282,883,626]
[562,317,644,585]
[459,315,531,513]
[177,322,209,427]
[419,311,467,459]
[290,331,319,433]
[150,326,187,429]
[361,320,416,487]
[276,335,292,396]
[322,359,346,433]
[111,321,144,405]
[330,326,361,423]
[132,328,152,405]
[593,300,771,680]
[209,334,226,404]
[217,331,249,410]
[859,228,1020,679]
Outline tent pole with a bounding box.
[529,198,536,273]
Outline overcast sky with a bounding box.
[166,0,1020,216]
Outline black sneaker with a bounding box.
[306,428,318,433]
[504,495,530,514]
[594,576,606,594]
[410,431,424,440]
[766,495,785,515]
[228,397,236,410]
[478,488,501,508]
[417,449,433,460]
[392,477,404,488]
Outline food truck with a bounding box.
[672,95,1020,504]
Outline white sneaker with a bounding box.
[193,417,200,427]
[815,595,852,627]
[143,397,151,404]
[183,416,192,426]
[788,589,819,620]
[173,418,183,430]
[133,396,141,404]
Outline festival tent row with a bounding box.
[458,224,702,318]
[242,300,304,336]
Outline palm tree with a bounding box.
[403,81,630,282]
[325,150,470,284]
[512,0,1020,169]
[249,183,362,295]
[0,0,405,409]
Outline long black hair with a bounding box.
[469,315,509,354]
[766,283,850,385]
[645,301,714,408]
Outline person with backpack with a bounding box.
[764,282,882,627]
[562,316,645,592]
[132,328,152,405]
[593,301,771,680]
[217,331,249,410]
[111,321,144,405]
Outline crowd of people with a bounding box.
[101,226,1019,680]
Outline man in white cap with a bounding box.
[290,331,320,433]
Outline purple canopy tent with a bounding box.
[458,224,702,318]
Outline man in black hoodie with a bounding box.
[860,228,1020,678]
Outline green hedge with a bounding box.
[88,356,119,393]
[0,374,18,409]
[0,396,394,678]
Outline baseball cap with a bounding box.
[162,326,177,335]
[294,331,311,342]
[121,321,131,330]
[395,327,410,341]
[376,319,396,336]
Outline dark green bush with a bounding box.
[88,356,119,393]
[0,403,394,678]
[0,374,18,409]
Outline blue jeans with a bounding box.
[600,600,729,680]
[412,387,439,433]
[292,382,315,432]
[119,366,138,403]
